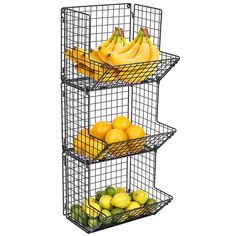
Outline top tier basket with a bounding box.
[61,3,179,91]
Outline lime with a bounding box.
[71,212,80,221]
[95,190,106,201]
[88,218,99,229]
[111,207,124,215]
[129,192,134,200]
[78,216,88,226]
[145,198,157,206]
[105,186,116,197]
[99,209,112,224]
[71,204,81,214]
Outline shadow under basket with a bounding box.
[64,121,176,164]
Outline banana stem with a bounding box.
[147,37,153,46]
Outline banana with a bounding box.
[113,36,124,52]
[75,64,119,82]
[148,37,160,61]
[108,35,150,66]
[97,34,118,64]
[64,47,85,64]
[111,29,142,55]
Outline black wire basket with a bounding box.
[61,3,179,233]
[63,152,173,233]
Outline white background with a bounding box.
[0,0,236,235]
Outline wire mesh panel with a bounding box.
[62,83,176,163]
[63,152,173,233]
[61,3,179,90]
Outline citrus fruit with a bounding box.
[84,202,101,218]
[105,186,116,197]
[111,192,131,208]
[81,197,96,211]
[85,138,105,159]
[73,129,90,155]
[95,190,106,201]
[125,125,145,153]
[105,129,128,144]
[111,208,127,223]
[90,121,112,140]
[99,209,112,223]
[116,187,126,193]
[111,207,124,216]
[88,218,99,229]
[78,215,88,226]
[133,190,148,204]
[112,116,131,130]
[145,198,157,206]
[125,201,141,216]
[71,204,81,215]
[105,129,128,156]
[99,195,113,210]
[129,192,134,200]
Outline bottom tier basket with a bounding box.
[63,151,173,233]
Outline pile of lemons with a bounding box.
[70,186,157,229]
[73,116,145,159]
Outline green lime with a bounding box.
[111,207,124,215]
[88,218,99,229]
[129,192,134,200]
[145,198,157,206]
[99,209,112,223]
[70,204,81,214]
[71,212,80,221]
[95,190,106,201]
[78,216,88,226]
[105,186,116,197]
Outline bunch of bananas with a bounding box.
[65,27,160,84]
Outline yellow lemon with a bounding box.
[84,202,101,218]
[112,116,131,130]
[111,192,131,209]
[90,121,112,141]
[99,195,113,210]
[133,190,148,205]
[125,201,141,216]
[116,187,126,193]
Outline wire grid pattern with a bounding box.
[133,4,162,49]
[62,83,176,163]
[61,4,179,91]
[63,153,172,233]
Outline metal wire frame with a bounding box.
[62,82,176,164]
[63,152,173,233]
[61,4,180,91]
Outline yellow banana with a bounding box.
[111,29,142,55]
[97,34,117,64]
[108,36,150,66]
[113,36,124,52]
[75,64,119,82]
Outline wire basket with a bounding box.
[62,82,176,164]
[61,3,179,233]
[61,3,179,91]
[63,152,173,233]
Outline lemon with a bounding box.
[90,121,112,140]
[84,202,101,218]
[81,197,96,211]
[133,190,148,204]
[111,192,131,209]
[105,186,116,197]
[125,201,141,216]
[99,195,113,210]
[116,187,126,193]
[112,116,131,130]
[95,190,106,201]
